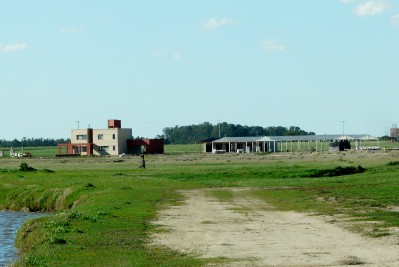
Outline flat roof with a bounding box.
[212,134,377,143]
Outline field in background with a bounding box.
[0,140,398,158]
[0,144,203,158]
[164,143,203,154]
[1,145,399,266]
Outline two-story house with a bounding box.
[58,119,163,156]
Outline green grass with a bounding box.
[164,144,203,154]
[0,146,59,158]
[0,143,203,158]
[3,163,203,266]
[1,140,397,158]
[1,149,399,266]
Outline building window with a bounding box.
[77,135,87,140]
[113,146,116,151]
[98,134,104,140]
[98,146,109,152]
[112,134,116,140]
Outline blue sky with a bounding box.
[1,0,398,139]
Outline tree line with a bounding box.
[161,122,315,144]
[0,137,70,148]
[1,122,316,147]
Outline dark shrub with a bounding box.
[85,182,95,189]
[19,162,36,172]
[308,166,366,178]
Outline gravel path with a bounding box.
[151,189,399,266]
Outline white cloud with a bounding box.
[354,0,390,17]
[391,14,399,26]
[59,25,86,35]
[0,43,28,52]
[149,47,182,61]
[340,0,357,3]
[205,18,236,30]
[172,52,182,61]
[152,49,167,60]
[261,39,287,52]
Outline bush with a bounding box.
[85,182,95,189]
[49,235,67,245]
[19,163,36,172]
[41,169,55,173]
[308,166,366,178]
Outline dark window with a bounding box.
[98,146,109,152]
[77,135,87,140]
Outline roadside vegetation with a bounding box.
[0,146,399,266]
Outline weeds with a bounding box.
[85,182,95,189]
[42,168,55,173]
[19,162,36,172]
[307,166,365,178]
[339,256,366,265]
[49,235,67,245]
[1,151,398,266]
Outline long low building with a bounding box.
[205,134,377,153]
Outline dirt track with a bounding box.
[151,189,399,266]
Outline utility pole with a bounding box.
[340,121,345,137]
[218,121,221,138]
[76,121,80,129]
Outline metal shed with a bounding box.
[209,134,377,153]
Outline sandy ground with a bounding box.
[150,189,399,267]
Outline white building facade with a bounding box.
[71,127,132,156]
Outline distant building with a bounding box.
[203,134,377,153]
[391,124,399,141]
[58,119,164,156]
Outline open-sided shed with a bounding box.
[207,134,377,153]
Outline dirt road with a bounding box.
[151,189,399,266]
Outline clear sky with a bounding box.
[1,0,398,140]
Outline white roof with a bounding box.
[212,134,377,143]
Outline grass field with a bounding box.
[1,140,397,158]
[1,146,399,266]
[0,144,203,158]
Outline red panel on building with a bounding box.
[127,139,164,154]
[108,119,122,129]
